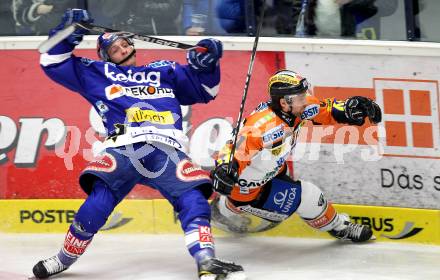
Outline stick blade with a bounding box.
[37,25,76,54]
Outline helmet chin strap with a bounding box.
[114,47,136,65]
[284,99,295,118]
[270,101,296,127]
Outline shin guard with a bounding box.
[175,188,215,262]
[58,220,94,266]
[185,217,215,263]
[296,181,343,231]
[58,179,118,266]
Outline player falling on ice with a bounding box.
[33,9,245,280]
[211,69,382,241]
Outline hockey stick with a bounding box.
[38,22,207,54]
[38,25,76,53]
[227,0,266,173]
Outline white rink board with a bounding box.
[285,52,440,87]
[285,52,440,209]
[1,234,439,280]
[293,143,440,209]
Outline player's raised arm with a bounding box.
[173,38,223,105]
[39,9,93,93]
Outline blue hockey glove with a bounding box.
[50,9,93,46]
[211,163,238,196]
[344,96,382,126]
[187,38,223,72]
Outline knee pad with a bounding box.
[75,179,118,234]
[296,180,338,231]
[296,181,326,219]
[175,188,211,230]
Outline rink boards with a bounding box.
[0,199,438,245]
[1,39,440,210]
[1,37,440,248]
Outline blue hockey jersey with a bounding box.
[40,39,220,153]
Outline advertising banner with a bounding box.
[1,199,438,244]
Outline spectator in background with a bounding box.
[293,0,378,38]
[12,0,78,35]
[88,0,182,35]
[273,0,299,34]
[215,0,246,33]
[0,0,15,35]
[215,0,293,35]
[183,0,225,35]
[356,0,399,40]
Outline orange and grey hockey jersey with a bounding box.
[216,95,348,203]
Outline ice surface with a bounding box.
[0,234,439,280]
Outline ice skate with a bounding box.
[329,214,374,242]
[198,258,246,280]
[32,255,68,279]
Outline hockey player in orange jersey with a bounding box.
[210,69,382,242]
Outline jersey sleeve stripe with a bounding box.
[40,52,72,66]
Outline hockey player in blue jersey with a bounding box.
[32,9,245,280]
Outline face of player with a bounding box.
[280,92,308,117]
[107,38,136,66]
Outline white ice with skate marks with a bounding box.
[0,234,439,280]
[200,271,246,280]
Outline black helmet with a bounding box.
[268,70,309,100]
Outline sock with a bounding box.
[57,221,94,267]
[303,202,340,232]
[56,179,117,267]
[184,218,215,264]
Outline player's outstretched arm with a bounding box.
[332,96,382,126]
[42,9,92,56]
[174,39,223,105]
[187,38,223,73]
[39,9,93,93]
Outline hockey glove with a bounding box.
[344,96,382,126]
[187,38,223,72]
[211,163,238,196]
[50,9,93,46]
